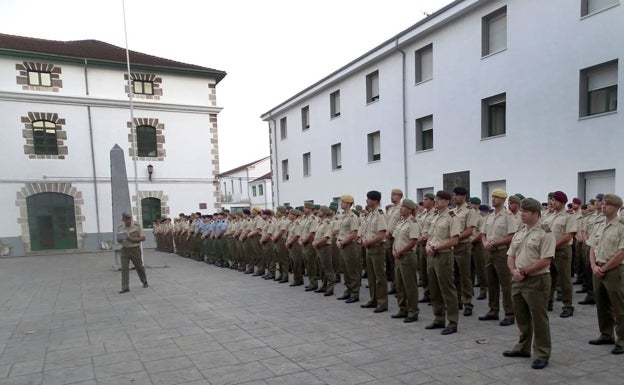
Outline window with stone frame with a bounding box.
[16,62,62,92]
[128,118,166,161]
[22,112,68,159]
[125,73,163,100]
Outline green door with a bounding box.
[27,193,77,251]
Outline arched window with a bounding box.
[33,120,58,155]
[137,125,157,157]
[141,197,162,228]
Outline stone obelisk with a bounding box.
[110,144,132,270]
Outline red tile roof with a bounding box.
[0,33,226,82]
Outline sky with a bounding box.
[0,0,452,171]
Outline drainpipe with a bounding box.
[269,115,279,205]
[396,37,409,198]
[84,59,102,247]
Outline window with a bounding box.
[578,169,615,202]
[301,106,310,130]
[581,0,620,16]
[28,71,52,87]
[303,152,311,177]
[331,143,342,170]
[415,44,433,83]
[141,197,162,228]
[417,187,434,202]
[366,70,379,103]
[282,159,289,181]
[258,184,264,196]
[136,125,157,157]
[252,186,257,197]
[580,60,618,117]
[416,115,434,151]
[280,117,287,139]
[482,7,507,56]
[32,120,58,155]
[367,131,381,162]
[330,90,341,118]
[133,80,154,95]
[482,93,506,138]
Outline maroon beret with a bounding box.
[436,190,452,201]
[572,198,582,205]
[552,191,568,204]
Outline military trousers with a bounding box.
[486,248,514,318]
[593,264,624,347]
[396,251,420,318]
[120,246,147,290]
[317,244,335,293]
[340,242,361,298]
[418,243,430,298]
[550,246,574,310]
[472,242,488,296]
[581,242,594,297]
[366,243,388,307]
[274,239,289,280]
[511,273,551,360]
[454,242,474,308]
[427,250,458,327]
[303,243,319,288]
[331,238,343,275]
[289,243,304,285]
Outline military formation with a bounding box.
[150,188,624,370]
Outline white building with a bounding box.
[0,33,226,255]
[217,157,272,213]
[261,0,622,209]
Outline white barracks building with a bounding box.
[261,0,622,208]
[0,33,226,256]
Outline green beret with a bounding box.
[355,205,363,211]
[289,209,302,216]
[276,205,287,213]
[401,199,417,210]
[313,204,321,210]
[468,197,481,205]
[424,193,436,200]
[508,195,521,204]
[520,198,541,212]
[319,206,332,215]
[514,193,525,200]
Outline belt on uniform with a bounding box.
[596,262,605,267]
[434,249,452,256]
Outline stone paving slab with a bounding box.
[0,250,621,385]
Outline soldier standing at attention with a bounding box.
[386,189,403,295]
[117,212,148,293]
[391,199,422,323]
[425,190,461,335]
[587,194,624,355]
[336,195,361,303]
[504,198,555,370]
[286,209,304,286]
[272,206,290,283]
[452,187,479,316]
[313,206,335,296]
[470,198,488,301]
[300,202,320,291]
[417,193,437,303]
[479,189,517,326]
[543,191,577,318]
[360,191,389,313]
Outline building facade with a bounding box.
[217,157,272,213]
[261,0,622,208]
[0,33,226,256]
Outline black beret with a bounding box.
[453,187,467,196]
[242,209,251,215]
[436,190,452,200]
[367,190,382,201]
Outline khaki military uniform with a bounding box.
[362,209,388,308]
[418,208,436,300]
[386,204,402,289]
[588,216,624,347]
[542,208,577,311]
[338,211,361,299]
[471,215,487,297]
[286,217,304,285]
[508,221,556,360]
[314,218,334,293]
[261,218,275,277]
[453,203,479,310]
[482,209,517,320]
[393,216,422,318]
[301,213,320,288]
[427,209,461,329]
[274,216,290,281]
[117,221,147,290]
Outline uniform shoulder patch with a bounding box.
[449,210,456,217]
[541,223,552,233]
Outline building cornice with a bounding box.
[0,91,223,114]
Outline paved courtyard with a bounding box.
[0,250,621,385]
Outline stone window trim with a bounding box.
[124,73,163,100]
[132,191,170,225]
[16,61,62,92]
[22,112,68,159]
[16,183,85,253]
[128,118,166,161]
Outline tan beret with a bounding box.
[319,206,332,215]
[289,209,302,216]
[508,195,521,204]
[604,194,623,208]
[391,188,403,195]
[492,189,508,199]
[304,202,315,209]
[401,199,417,210]
[341,194,354,203]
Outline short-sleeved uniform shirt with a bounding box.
[482,209,517,244]
[117,222,144,248]
[419,208,436,237]
[453,203,479,243]
[427,209,461,248]
[286,219,302,243]
[362,209,387,244]
[393,217,422,253]
[386,204,401,237]
[542,209,577,244]
[313,218,333,245]
[508,222,556,276]
[338,212,360,242]
[587,217,624,265]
